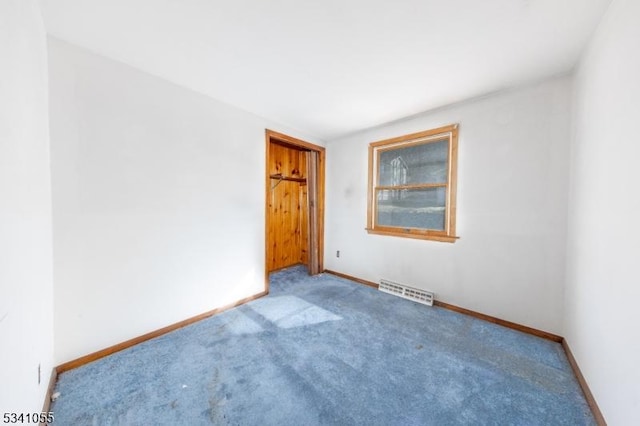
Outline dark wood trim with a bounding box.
[41,367,57,423]
[366,227,459,243]
[56,290,268,374]
[323,269,562,342]
[317,147,325,274]
[433,299,562,342]
[264,131,271,291]
[324,269,379,289]
[561,339,607,425]
[266,129,326,153]
[367,142,374,232]
[369,124,459,148]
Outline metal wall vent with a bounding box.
[379,279,434,306]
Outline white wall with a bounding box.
[565,0,640,423]
[325,77,572,334]
[48,38,322,364]
[0,0,55,413]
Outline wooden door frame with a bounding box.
[265,129,325,292]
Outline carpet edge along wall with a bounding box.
[49,266,596,424]
[50,267,604,425]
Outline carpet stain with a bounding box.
[207,367,231,424]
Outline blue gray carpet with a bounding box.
[51,266,594,425]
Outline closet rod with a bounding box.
[270,174,306,182]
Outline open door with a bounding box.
[265,130,324,289]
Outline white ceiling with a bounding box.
[40,0,611,140]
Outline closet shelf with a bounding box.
[269,174,306,183]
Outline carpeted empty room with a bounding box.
[50,267,594,425]
[4,1,639,425]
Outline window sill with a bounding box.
[365,228,459,243]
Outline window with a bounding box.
[367,124,459,242]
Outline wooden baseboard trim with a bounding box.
[323,269,562,342]
[561,339,607,425]
[432,300,563,342]
[324,269,379,289]
[56,290,268,374]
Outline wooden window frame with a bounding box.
[367,124,459,243]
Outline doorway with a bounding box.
[265,130,325,291]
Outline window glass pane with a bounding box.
[376,187,446,231]
[378,139,448,186]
